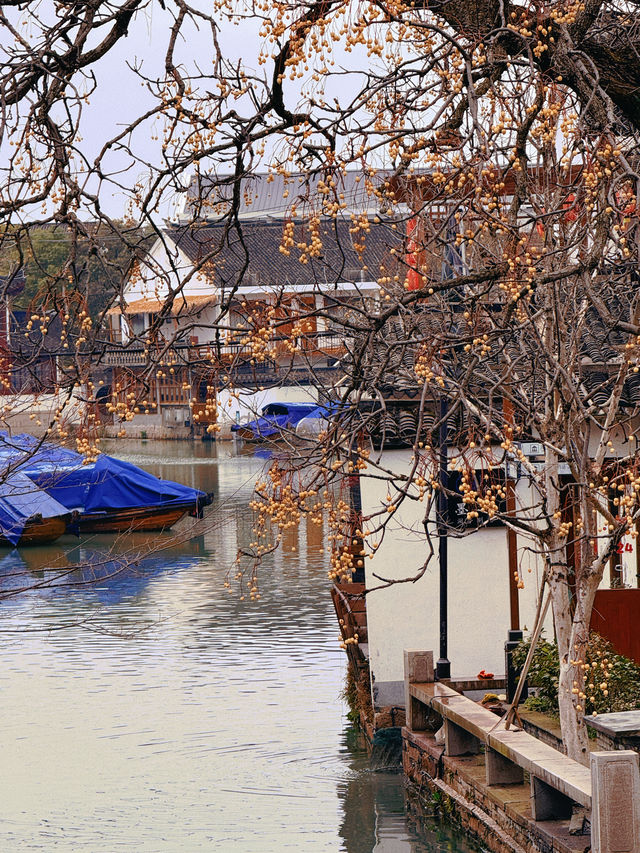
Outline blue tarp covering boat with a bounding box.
[231,402,319,441]
[294,404,337,439]
[0,433,210,535]
[0,471,70,546]
[25,454,208,515]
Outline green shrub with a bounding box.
[512,635,560,713]
[512,632,640,716]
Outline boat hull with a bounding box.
[75,504,189,534]
[235,428,280,442]
[0,515,68,547]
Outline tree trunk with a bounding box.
[549,567,591,764]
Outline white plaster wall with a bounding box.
[166,302,219,344]
[361,451,554,696]
[2,391,87,433]
[192,303,219,341]
[596,528,637,589]
[124,237,214,301]
[512,477,554,636]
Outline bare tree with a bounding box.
[1,0,640,761]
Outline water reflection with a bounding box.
[338,728,478,853]
[0,440,476,852]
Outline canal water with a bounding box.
[0,440,478,852]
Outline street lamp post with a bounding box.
[436,396,451,680]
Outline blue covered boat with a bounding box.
[231,402,319,441]
[0,434,211,535]
[294,404,338,439]
[0,470,71,546]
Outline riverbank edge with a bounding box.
[403,728,586,853]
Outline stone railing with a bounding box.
[404,650,640,853]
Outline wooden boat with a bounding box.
[0,436,212,538]
[0,514,67,547]
[76,504,191,534]
[0,468,71,548]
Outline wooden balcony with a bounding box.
[102,331,349,369]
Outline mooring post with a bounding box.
[590,750,640,853]
[403,650,434,732]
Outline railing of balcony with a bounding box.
[102,330,350,367]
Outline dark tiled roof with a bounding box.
[333,397,467,450]
[0,269,26,297]
[348,274,640,417]
[177,170,402,222]
[10,310,62,357]
[168,218,401,289]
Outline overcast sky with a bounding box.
[3,3,396,221]
[76,4,265,218]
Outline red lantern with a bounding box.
[406,217,423,290]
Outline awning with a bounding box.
[107,294,216,316]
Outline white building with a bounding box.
[104,173,402,435]
[358,439,639,710]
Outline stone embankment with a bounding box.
[403,650,640,853]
